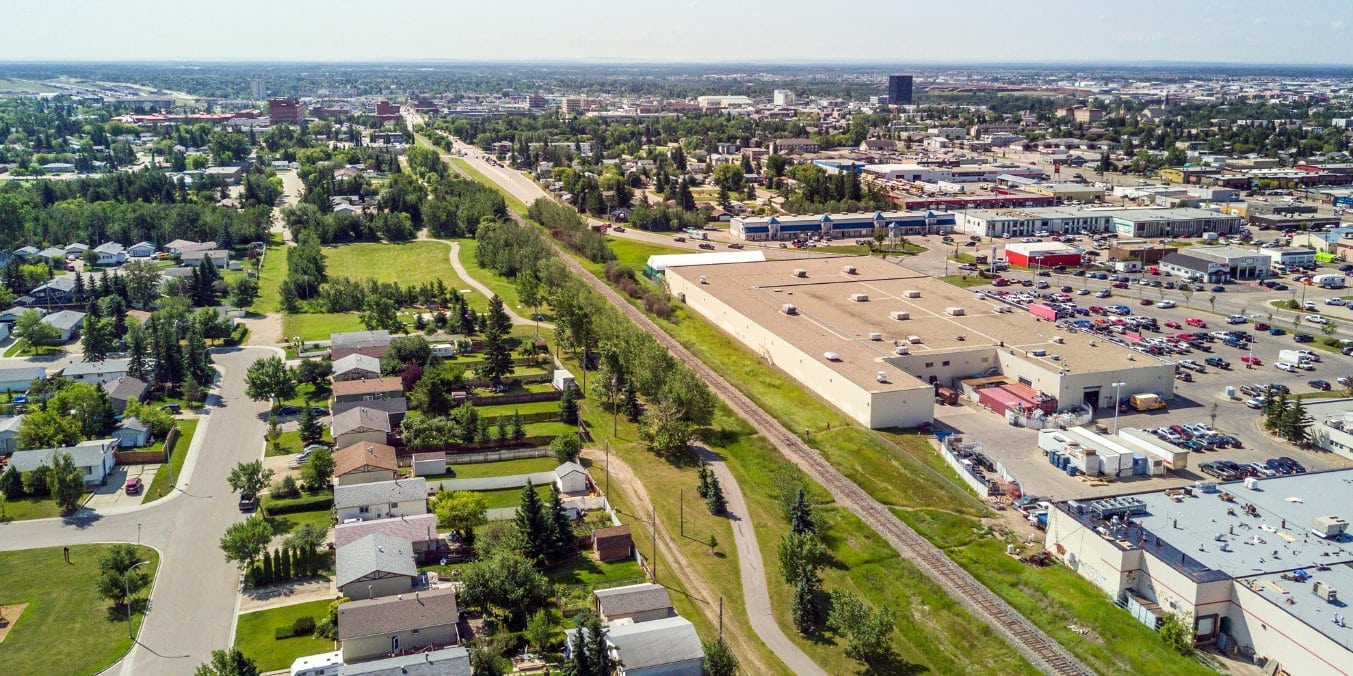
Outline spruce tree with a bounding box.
[789,487,816,535]
[706,475,727,515]
[511,410,526,440]
[697,461,711,499]
[791,573,820,633]
[280,546,292,581]
[298,405,322,443]
[514,479,550,561]
[545,484,573,559]
[496,414,509,442]
[261,549,274,585]
[622,379,640,422]
[559,386,579,425]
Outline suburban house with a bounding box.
[602,616,705,676]
[334,646,470,676]
[332,377,403,404]
[164,239,217,256]
[337,587,460,661]
[0,306,45,324]
[38,246,66,261]
[334,478,429,523]
[335,533,419,600]
[203,165,245,184]
[128,241,156,258]
[332,407,393,448]
[180,249,229,269]
[593,524,634,563]
[13,246,38,260]
[333,354,382,382]
[335,513,440,554]
[62,358,132,386]
[7,439,118,485]
[104,376,149,414]
[555,461,589,494]
[594,584,676,625]
[92,242,127,266]
[28,276,78,305]
[40,310,86,342]
[112,417,151,448]
[0,415,24,453]
[334,441,399,485]
[0,365,47,393]
[331,330,392,352]
[332,398,407,428]
[330,344,387,361]
[65,243,89,259]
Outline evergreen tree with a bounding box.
[476,416,491,444]
[298,405,322,442]
[559,386,579,425]
[81,316,110,362]
[705,474,727,515]
[487,295,512,335]
[545,484,573,559]
[622,379,640,422]
[697,461,711,499]
[495,414,508,442]
[185,319,211,385]
[260,549,274,585]
[514,479,551,561]
[791,571,822,633]
[789,487,816,535]
[279,546,292,581]
[73,270,85,303]
[511,410,526,440]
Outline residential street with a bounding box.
[0,347,273,676]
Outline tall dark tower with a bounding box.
[887,75,914,106]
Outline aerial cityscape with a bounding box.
[1,4,1352,676]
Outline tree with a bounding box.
[458,548,550,625]
[13,309,60,346]
[544,484,573,559]
[524,609,555,656]
[705,474,727,515]
[47,451,86,514]
[383,335,433,372]
[486,295,512,335]
[1321,318,1338,341]
[219,517,274,570]
[361,296,400,332]
[17,406,82,450]
[777,531,829,585]
[0,465,20,500]
[431,490,489,544]
[1159,611,1195,656]
[286,522,328,556]
[826,589,897,662]
[195,649,260,676]
[551,430,582,464]
[639,400,695,459]
[514,479,551,561]
[297,405,322,443]
[703,638,739,676]
[790,573,821,634]
[788,487,817,535]
[51,382,114,438]
[229,276,259,309]
[227,460,274,498]
[244,356,296,407]
[96,543,150,608]
[562,611,617,676]
[558,386,579,425]
[294,358,330,389]
[480,319,514,384]
[81,316,111,362]
[298,447,334,492]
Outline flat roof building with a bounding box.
[731,211,955,242]
[664,256,1174,429]
[1046,469,1353,675]
[1108,208,1244,238]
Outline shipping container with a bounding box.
[1117,428,1190,470]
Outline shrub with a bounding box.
[274,625,296,640]
[292,616,316,636]
[261,491,333,517]
[271,475,301,499]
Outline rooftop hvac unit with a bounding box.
[868,332,883,341]
[890,311,910,320]
[850,293,870,302]
[1313,581,1338,602]
[907,335,922,344]
[1313,515,1349,538]
[876,371,888,383]
[1030,348,1048,357]
[781,303,798,315]
[894,346,910,355]
[699,275,708,284]
[823,351,841,361]
[842,265,857,274]
[1051,336,1064,344]
[946,307,965,316]
[793,268,807,278]
[904,290,921,298]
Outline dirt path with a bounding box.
[423,236,555,329]
[581,448,782,676]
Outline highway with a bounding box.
[0,347,273,675]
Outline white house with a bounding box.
[62,358,131,386]
[92,242,127,266]
[7,439,118,485]
[41,310,86,342]
[334,478,428,523]
[128,241,156,258]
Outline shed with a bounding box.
[555,461,589,494]
[112,417,152,448]
[552,369,576,392]
[593,524,634,562]
[412,452,447,477]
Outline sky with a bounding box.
[4,0,1351,64]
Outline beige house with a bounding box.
[338,588,459,661]
[331,407,392,449]
[334,478,428,523]
[334,441,399,486]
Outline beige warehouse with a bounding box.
[663,256,1175,429]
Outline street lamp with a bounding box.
[125,560,151,639]
[1111,382,1127,434]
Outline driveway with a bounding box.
[85,464,160,511]
[0,347,273,676]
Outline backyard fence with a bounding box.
[481,410,560,425]
[469,391,560,407]
[445,448,551,464]
[114,425,180,464]
[484,495,608,522]
[429,470,559,493]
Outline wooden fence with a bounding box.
[114,424,180,465]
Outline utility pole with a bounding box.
[651,504,658,584]
[679,489,684,537]
[719,596,724,639]
[604,441,609,497]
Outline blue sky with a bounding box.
[4,0,1350,63]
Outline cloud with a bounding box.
[1333,20,1347,30]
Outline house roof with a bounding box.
[0,366,48,384]
[335,513,438,550]
[332,377,402,398]
[334,441,398,477]
[605,616,704,669]
[334,478,428,509]
[331,330,392,349]
[332,397,407,419]
[332,406,392,436]
[555,461,587,479]
[7,439,116,473]
[38,246,66,259]
[63,358,130,377]
[180,249,229,262]
[1161,252,1213,274]
[333,354,381,375]
[94,242,125,255]
[334,533,418,589]
[0,415,25,434]
[594,524,632,547]
[41,310,85,331]
[338,647,470,676]
[594,583,674,618]
[330,345,387,361]
[35,276,77,293]
[116,417,149,433]
[336,587,458,641]
[130,241,155,252]
[105,376,148,401]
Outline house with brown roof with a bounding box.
[337,587,460,661]
[332,377,403,404]
[332,407,393,449]
[593,524,633,563]
[334,441,399,485]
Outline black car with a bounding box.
[158,403,182,414]
[1309,379,1332,391]
[238,493,258,512]
[307,406,330,417]
[1276,456,1306,473]
[276,405,302,416]
[1037,271,1052,277]
[1205,357,1230,369]
[1294,333,1314,343]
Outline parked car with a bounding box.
[1293,333,1314,343]
[276,405,302,416]
[1204,357,1230,369]
[1254,322,1270,330]
[1241,355,1263,365]
[1186,318,1207,327]
[1157,300,1177,308]
[124,477,143,495]
[159,403,182,414]
[1140,298,1154,305]
[238,493,258,512]
[1212,286,1226,293]
[1305,314,1329,325]
[1308,379,1332,391]
[1276,362,1299,373]
[1269,327,1286,336]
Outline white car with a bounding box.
[1305,315,1329,325]
[1304,301,1318,311]
[1324,297,1347,306]
[1276,362,1299,373]
[1157,300,1177,308]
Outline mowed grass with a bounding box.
[234,599,335,671]
[605,237,687,271]
[253,234,289,315]
[322,240,470,289]
[546,554,645,588]
[282,313,365,343]
[455,238,524,314]
[440,456,559,479]
[474,484,554,509]
[142,419,200,504]
[0,545,159,675]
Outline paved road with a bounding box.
[0,347,272,675]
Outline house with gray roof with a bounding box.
[128,241,155,258]
[0,306,44,324]
[62,358,131,386]
[0,366,47,393]
[0,415,24,453]
[180,249,229,269]
[104,376,148,414]
[29,276,77,305]
[337,588,460,661]
[112,417,151,448]
[7,439,117,485]
[331,398,406,428]
[93,242,127,266]
[594,583,676,625]
[603,616,704,676]
[334,478,428,523]
[338,646,470,676]
[333,354,382,382]
[331,406,392,449]
[64,243,89,258]
[40,310,85,342]
[335,533,419,600]
[331,330,392,349]
[13,246,39,259]
[37,246,67,261]
[335,513,439,553]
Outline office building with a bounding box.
[730,211,956,242]
[269,97,304,124]
[773,89,796,107]
[888,75,914,106]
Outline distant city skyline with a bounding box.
[5,0,1352,64]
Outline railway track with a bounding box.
[518,211,1093,675]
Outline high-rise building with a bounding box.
[268,97,304,124]
[248,78,266,99]
[773,89,796,107]
[887,75,914,106]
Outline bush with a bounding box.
[292,616,316,636]
[271,475,301,499]
[274,625,295,640]
[262,491,333,517]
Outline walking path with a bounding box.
[432,237,555,330]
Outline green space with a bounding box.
[142,419,200,504]
[0,495,66,521]
[233,599,335,672]
[474,484,554,509]
[252,234,289,315]
[268,508,333,536]
[474,399,562,417]
[447,157,528,215]
[522,421,578,438]
[451,238,522,313]
[605,237,687,271]
[279,383,331,408]
[0,545,159,676]
[322,241,473,291]
[282,312,364,343]
[949,252,978,264]
[435,456,558,480]
[268,429,334,457]
[812,244,872,255]
[940,274,991,288]
[546,554,645,589]
[3,339,60,358]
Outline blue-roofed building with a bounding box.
[730,210,956,241]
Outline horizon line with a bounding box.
[1,58,1352,69]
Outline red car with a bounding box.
[1139,298,1153,305]
[1112,282,1129,289]
[1254,322,1270,330]
[1241,355,1262,365]
[1164,321,1182,329]
[1186,318,1207,328]
[124,477,143,495]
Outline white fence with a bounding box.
[446,448,550,464]
[429,470,558,493]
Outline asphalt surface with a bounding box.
[0,347,272,675]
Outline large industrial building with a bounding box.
[1045,470,1353,675]
[730,210,956,241]
[956,206,1244,239]
[663,256,1175,429]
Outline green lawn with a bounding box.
[0,495,65,521]
[253,233,289,315]
[435,456,558,479]
[268,508,333,536]
[605,237,687,272]
[0,545,159,676]
[282,313,365,343]
[268,429,333,457]
[234,599,335,672]
[322,241,474,291]
[474,399,561,417]
[939,274,991,288]
[523,421,577,439]
[454,238,527,315]
[279,383,332,408]
[474,484,553,509]
[143,419,200,504]
[546,553,645,589]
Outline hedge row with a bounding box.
[262,491,333,517]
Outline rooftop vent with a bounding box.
[793,268,807,278]
[946,307,965,316]
[904,290,921,298]
[876,371,889,383]
[890,310,910,320]
[842,265,857,275]
[1030,348,1048,357]
[781,303,798,315]
[894,346,910,355]
[699,275,708,284]
[850,293,870,302]
[907,335,922,344]
[823,351,841,361]
[868,332,883,341]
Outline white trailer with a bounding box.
[1312,273,1346,289]
[1117,428,1190,470]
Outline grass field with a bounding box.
[474,484,554,509]
[253,234,289,315]
[451,238,523,313]
[0,545,159,675]
[546,554,645,589]
[282,313,365,343]
[322,241,474,291]
[267,429,333,457]
[0,495,66,520]
[475,399,562,417]
[268,508,333,536]
[940,274,991,288]
[605,237,688,272]
[439,456,558,479]
[143,419,200,504]
[234,599,335,671]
